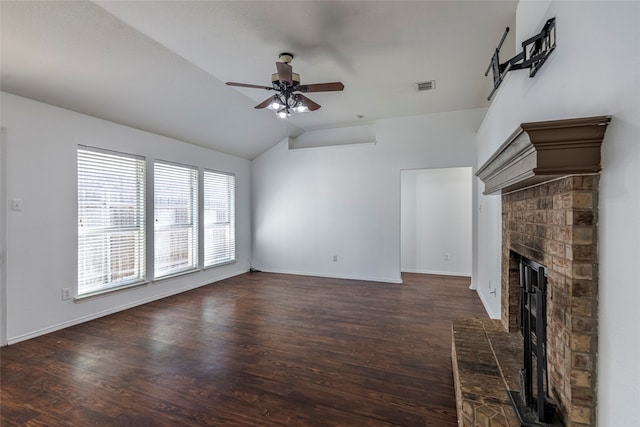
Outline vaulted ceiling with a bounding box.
[1,1,517,159]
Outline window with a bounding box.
[77,147,146,296]
[154,162,198,278]
[204,170,235,267]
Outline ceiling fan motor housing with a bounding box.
[278,52,294,64]
[272,72,300,85]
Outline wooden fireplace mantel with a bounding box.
[476,116,611,195]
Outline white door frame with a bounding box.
[1,127,7,346]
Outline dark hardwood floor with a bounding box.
[1,272,487,426]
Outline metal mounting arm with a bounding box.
[486,18,556,101]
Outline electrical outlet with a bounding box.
[11,198,23,211]
[444,253,450,261]
[332,255,338,262]
[62,288,71,300]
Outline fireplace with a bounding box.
[473,116,611,426]
[500,175,601,426]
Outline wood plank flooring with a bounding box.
[1,272,487,426]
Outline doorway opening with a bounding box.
[400,167,472,278]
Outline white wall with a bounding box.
[252,108,485,284]
[1,92,251,343]
[401,167,472,276]
[475,1,640,425]
[1,128,7,345]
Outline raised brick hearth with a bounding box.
[452,318,522,427]
[453,116,610,427]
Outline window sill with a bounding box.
[203,259,236,270]
[153,267,201,283]
[75,280,149,302]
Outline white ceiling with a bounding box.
[1,1,517,160]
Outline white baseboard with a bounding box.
[256,268,403,284]
[401,268,471,277]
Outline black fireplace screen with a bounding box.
[508,255,561,426]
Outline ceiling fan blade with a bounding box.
[298,94,321,111]
[276,62,293,85]
[300,82,344,93]
[226,82,272,90]
[254,96,274,109]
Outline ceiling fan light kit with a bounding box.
[226,52,344,119]
[266,93,310,117]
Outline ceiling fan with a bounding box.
[226,53,344,118]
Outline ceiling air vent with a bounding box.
[416,80,436,91]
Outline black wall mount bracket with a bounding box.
[485,17,556,101]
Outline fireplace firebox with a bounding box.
[508,256,562,426]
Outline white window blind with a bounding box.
[77,147,146,296]
[154,162,198,278]
[204,170,235,267]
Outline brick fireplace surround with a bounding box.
[452,116,610,427]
